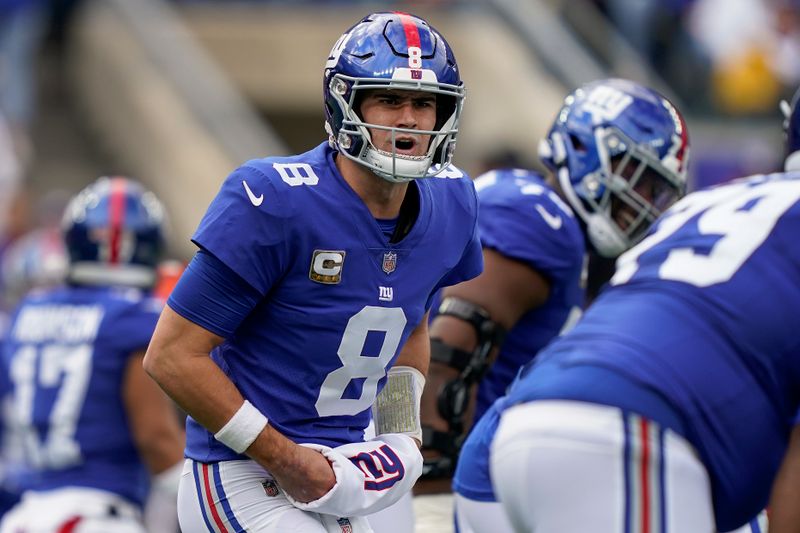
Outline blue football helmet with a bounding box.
[62,177,166,288]
[539,78,689,257]
[781,86,800,171]
[1,226,67,308]
[323,12,465,182]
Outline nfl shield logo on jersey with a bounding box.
[337,518,353,533]
[261,479,280,497]
[382,252,397,274]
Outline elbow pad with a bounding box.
[285,433,422,516]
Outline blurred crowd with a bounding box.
[0,0,82,321]
[592,0,800,116]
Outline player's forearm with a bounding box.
[144,341,244,434]
[154,361,231,429]
[394,312,431,376]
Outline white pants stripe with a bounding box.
[624,413,665,533]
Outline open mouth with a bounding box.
[394,137,417,154]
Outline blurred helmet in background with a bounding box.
[539,78,690,257]
[781,86,800,171]
[62,176,166,289]
[0,226,67,308]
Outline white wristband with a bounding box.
[214,400,268,454]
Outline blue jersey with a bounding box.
[452,169,584,500]
[471,169,584,420]
[504,172,800,531]
[0,285,162,506]
[183,142,483,461]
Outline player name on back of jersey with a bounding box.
[12,305,105,343]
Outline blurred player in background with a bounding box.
[417,78,690,530]
[487,94,800,532]
[143,11,481,533]
[0,225,67,312]
[0,177,184,533]
[757,85,800,533]
[0,222,67,520]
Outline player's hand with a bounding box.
[272,443,336,503]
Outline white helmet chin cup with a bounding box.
[586,213,628,258]
[365,147,432,183]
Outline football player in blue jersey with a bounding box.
[487,126,800,531]
[756,86,800,533]
[423,79,688,484]
[414,78,690,528]
[142,11,482,533]
[0,177,185,533]
[412,79,688,531]
[0,223,68,520]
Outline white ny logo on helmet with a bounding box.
[583,86,633,125]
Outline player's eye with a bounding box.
[378,95,400,105]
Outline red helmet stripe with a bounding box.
[108,177,127,264]
[395,12,421,50]
[665,99,689,171]
[676,113,689,170]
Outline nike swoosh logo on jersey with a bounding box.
[242,180,264,206]
[535,204,562,230]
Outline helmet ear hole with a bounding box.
[569,134,588,154]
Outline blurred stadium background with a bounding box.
[0,0,796,530]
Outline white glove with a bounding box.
[285,433,422,516]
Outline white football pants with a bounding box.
[491,401,715,533]
[177,458,374,533]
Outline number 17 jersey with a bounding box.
[0,286,161,506]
